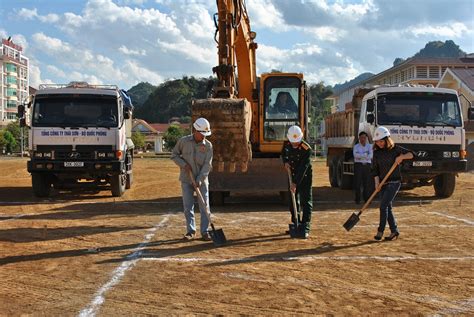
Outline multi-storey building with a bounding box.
[0,38,29,127]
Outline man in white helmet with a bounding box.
[171,117,213,241]
[281,125,313,238]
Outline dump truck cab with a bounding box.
[20,82,134,197]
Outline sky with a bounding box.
[0,0,473,90]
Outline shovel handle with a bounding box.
[359,161,399,213]
[187,170,213,224]
[286,168,299,225]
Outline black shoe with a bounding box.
[384,232,400,241]
[374,231,383,241]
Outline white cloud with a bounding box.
[46,65,66,78]
[118,45,146,56]
[18,8,38,19]
[123,60,163,85]
[411,22,470,38]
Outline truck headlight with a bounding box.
[452,151,460,158]
[443,151,451,158]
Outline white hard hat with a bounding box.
[287,125,303,143]
[373,126,390,141]
[193,117,211,136]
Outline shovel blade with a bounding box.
[289,223,305,238]
[343,213,360,231]
[210,228,227,247]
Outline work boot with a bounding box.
[183,232,196,241]
[201,232,212,241]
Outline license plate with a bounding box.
[413,161,432,167]
[64,162,84,167]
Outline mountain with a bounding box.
[134,76,212,123]
[392,40,466,65]
[332,72,374,94]
[127,82,156,108]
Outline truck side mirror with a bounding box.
[366,99,375,113]
[124,107,132,120]
[367,113,375,124]
[17,104,25,118]
[468,108,474,120]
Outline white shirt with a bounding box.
[353,142,373,164]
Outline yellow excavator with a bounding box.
[192,0,309,205]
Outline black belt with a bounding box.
[355,162,371,165]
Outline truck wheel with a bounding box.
[210,191,224,206]
[328,158,338,187]
[32,173,52,197]
[111,173,126,197]
[337,158,353,190]
[434,173,456,198]
[126,171,133,189]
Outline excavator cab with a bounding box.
[259,73,308,153]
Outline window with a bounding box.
[5,63,17,73]
[6,76,17,84]
[6,88,17,96]
[263,76,301,141]
[6,113,17,120]
[416,66,427,78]
[33,95,119,127]
[377,93,462,127]
[6,101,17,108]
[429,66,440,79]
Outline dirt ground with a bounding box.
[0,157,473,316]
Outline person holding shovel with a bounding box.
[171,118,213,241]
[372,126,413,241]
[281,125,313,239]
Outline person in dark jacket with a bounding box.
[281,125,313,238]
[372,126,414,241]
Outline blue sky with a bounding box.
[1,0,473,89]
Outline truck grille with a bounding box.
[36,145,114,160]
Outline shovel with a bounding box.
[343,161,399,231]
[188,170,227,246]
[287,169,304,238]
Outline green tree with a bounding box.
[308,82,333,141]
[3,131,16,154]
[127,82,156,108]
[131,131,146,150]
[0,131,6,153]
[163,125,187,151]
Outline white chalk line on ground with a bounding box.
[429,212,474,226]
[78,215,171,317]
[142,255,474,263]
[432,297,474,316]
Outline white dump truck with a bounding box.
[325,85,473,198]
[18,82,134,197]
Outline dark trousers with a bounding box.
[288,175,313,233]
[354,163,372,202]
[378,181,401,233]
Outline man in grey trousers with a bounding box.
[171,118,213,241]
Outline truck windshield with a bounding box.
[263,76,301,141]
[377,93,462,127]
[32,95,119,128]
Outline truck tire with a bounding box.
[328,157,338,187]
[126,171,133,189]
[111,173,126,197]
[434,173,456,198]
[337,157,353,190]
[210,191,224,206]
[32,173,52,197]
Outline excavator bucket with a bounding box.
[192,98,252,173]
